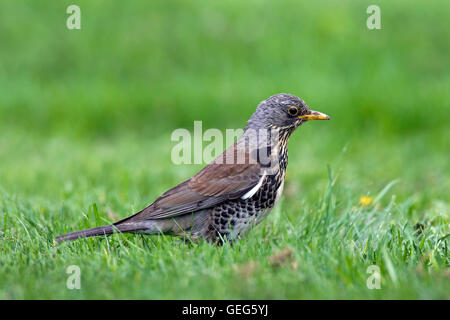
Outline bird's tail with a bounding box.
[55,222,149,242]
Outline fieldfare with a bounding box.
[56,93,330,244]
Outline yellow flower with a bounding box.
[359,195,373,206]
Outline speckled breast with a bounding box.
[207,153,288,242]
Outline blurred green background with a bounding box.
[0,0,448,299]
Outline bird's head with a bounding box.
[245,93,330,132]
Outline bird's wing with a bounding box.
[115,146,263,223]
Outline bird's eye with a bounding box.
[287,106,299,116]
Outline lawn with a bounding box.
[0,0,448,299]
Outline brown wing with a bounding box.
[116,145,262,223]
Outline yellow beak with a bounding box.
[298,110,330,121]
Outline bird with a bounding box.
[56,93,330,244]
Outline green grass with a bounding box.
[0,0,449,299]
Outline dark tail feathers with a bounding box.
[55,222,147,242]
